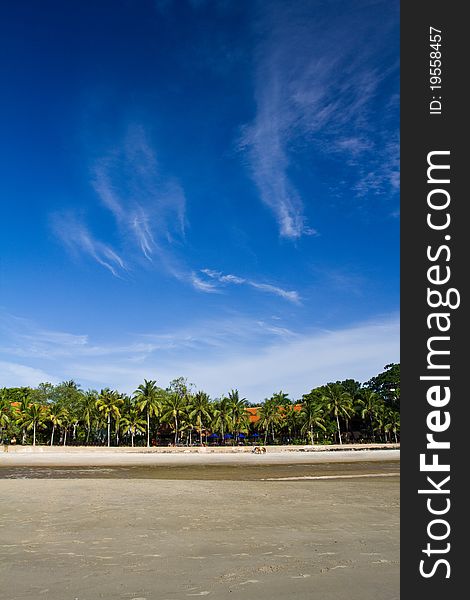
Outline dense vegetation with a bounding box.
[0,364,399,447]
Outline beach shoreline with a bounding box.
[0,445,399,468]
[1,442,399,453]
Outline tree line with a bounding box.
[0,364,400,447]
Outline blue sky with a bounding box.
[0,0,399,402]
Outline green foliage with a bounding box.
[300,398,326,443]
[96,388,123,447]
[189,391,212,445]
[270,390,292,406]
[365,363,400,408]
[0,363,400,446]
[134,379,163,447]
[120,404,147,447]
[16,401,47,445]
[160,392,188,445]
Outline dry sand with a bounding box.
[0,447,399,467]
[0,450,399,600]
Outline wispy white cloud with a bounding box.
[0,312,162,363]
[0,311,297,375]
[310,266,367,298]
[52,124,195,284]
[92,124,187,263]
[54,120,306,299]
[0,361,59,387]
[175,315,400,402]
[189,272,221,294]
[248,281,300,303]
[200,268,300,303]
[241,1,399,237]
[51,213,126,278]
[139,315,297,352]
[131,206,155,261]
[240,78,312,239]
[0,309,399,403]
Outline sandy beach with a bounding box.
[0,445,399,465]
[0,448,399,600]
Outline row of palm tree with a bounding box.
[300,383,400,445]
[0,367,400,447]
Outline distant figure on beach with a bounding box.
[252,446,267,454]
[10,436,17,445]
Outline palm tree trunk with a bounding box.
[131,429,135,447]
[33,422,36,446]
[370,415,375,442]
[51,424,55,446]
[336,414,342,445]
[174,417,178,445]
[63,427,67,446]
[86,425,91,445]
[107,414,111,447]
[147,409,150,448]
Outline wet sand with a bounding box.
[0,452,399,600]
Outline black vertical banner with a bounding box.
[401,2,466,598]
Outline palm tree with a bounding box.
[189,391,211,445]
[178,411,194,446]
[257,398,281,445]
[47,404,67,446]
[96,389,123,447]
[20,402,46,446]
[271,390,291,406]
[14,390,33,444]
[300,400,326,444]
[79,390,98,444]
[321,383,354,445]
[120,405,146,447]
[226,390,249,444]
[0,390,11,443]
[211,396,233,445]
[52,381,84,444]
[61,407,76,446]
[384,409,400,443]
[373,404,389,442]
[134,380,162,447]
[283,404,301,443]
[63,379,80,389]
[356,388,382,442]
[161,393,187,445]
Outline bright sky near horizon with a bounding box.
[0,0,399,403]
